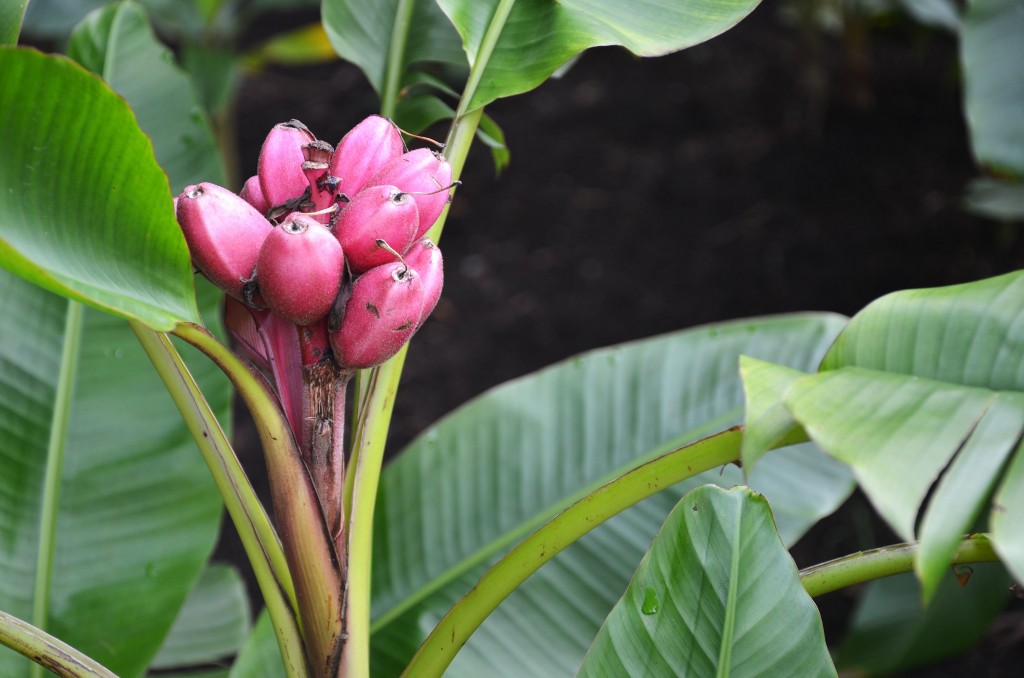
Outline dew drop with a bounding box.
[641,586,659,615]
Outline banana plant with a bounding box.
[0,1,1020,677]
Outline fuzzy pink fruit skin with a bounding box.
[176,182,272,300]
[240,175,269,214]
[256,214,344,325]
[329,261,425,369]
[366,148,453,239]
[258,121,315,209]
[335,185,419,274]
[329,115,404,198]
[404,237,443,327]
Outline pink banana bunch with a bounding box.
[174,116,454,542]
[175,115,450,373]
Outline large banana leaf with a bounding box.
[229,610,285,678]
[578,486,834,677]
[961,0,1024,179]
[370,313,854,675]
[150,563,251,672]
[0,46,198,329]
[0,0,27,44]
[434,0,763,111]
[0,272,226,677]
[742,270,1024,601]
[67,0,225,194]
[321,0,465,96]
[835,567,1012,675]
[2,4,234,674]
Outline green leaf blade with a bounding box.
[961,0,1024,179]
[0,0,28,45]
[0,271,228,677]
[436,0,763,111]
[0,47,198,329]
[371,314,852,675]
[578,486,835,678]
[321,0,464,94]
[67,0,225,194]
[151,564,251,671]
[785,271,1024,592]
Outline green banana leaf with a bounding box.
[0,0,28,44]
[321,0,465,96]
[961,0,1024,179]
[370,313,854,675]
[578,485,835,677]
[434,0,763,112]
[229,610,286,678]
[742,270,1024,601]
[0,273,227,677]
[835,566,1011,675]
[67,0,225,195]
[149,563,251,672]
[2,4,235,674]
[0,46,198,329]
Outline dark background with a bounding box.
[228,3,1024,675]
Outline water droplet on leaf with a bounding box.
[641,586,659,615]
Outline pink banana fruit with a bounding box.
[329,259,426,369]
[334,185,419,274]
[258,120,315,210]
[176,182,272,301]
[256,214,345,325]
[366,148,453,239]
[329,115,404,198]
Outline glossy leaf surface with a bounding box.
[744,272,1024,599]
[578,486,835,677]
[835,567,1011,675]
[229,610,286,678]
[151,563,251,671]
[961,0,1024,178]
[370,314,852,675]
[67,0,225,194]
[321,0,464,94]
[0,273,226,677]
[0,47,198,329]
[436,0,763,111]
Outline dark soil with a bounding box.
[226,3,1024,675]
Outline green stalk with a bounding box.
[380,0,415,119]
[340,350,409,678]
[0,609,117,678]
[130,323,306,678]
[30,300,83,678]
[800,533,1000,598]
[339,4,515,672]
[401,428,744,678]
[174,323,343,678]
[447,0,517,128]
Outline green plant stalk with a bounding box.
[30,299,83,678]
[338,38,491,675]
[380,0,415,119]
[129,323,306,678]
[341,349,409,678]
[448,0,517,122]
[401,427,745,678]
[0,609,117,678]
[800,533,1000,598]
[174,322,343,678]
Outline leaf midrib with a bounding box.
[30,299,83,678]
